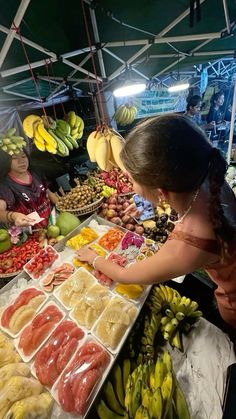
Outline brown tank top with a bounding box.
[168,230,236,327]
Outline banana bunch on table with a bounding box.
[97,352,190,419]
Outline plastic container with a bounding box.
[14,302,65,362]
[54,268,96,310]
[70,283,112,331]
[0,287,48,338]
[92,295,138,354]
[116,231,145,263]
[98,228,125,251]
[52,337,112,417]
[40,262,75,293]
[32,318,86,388]
[24,246,59,281]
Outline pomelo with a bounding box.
[56,212,80,236]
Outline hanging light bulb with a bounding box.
[113,80,146,97]
[168,82,190,92]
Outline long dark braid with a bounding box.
[208,148,235,243]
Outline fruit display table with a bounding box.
[0,215,234,419]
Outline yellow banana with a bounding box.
[161,372,173,419]
[37,123,57,148]
[22,115,42,138]
[95,134,111,171]
[134,405,150,419]
[110,134,126,171]
[34,124,45,146]
[87,130,101,162]
[154,358,165,388]
[34,139,46,152]
[151,388,163,419]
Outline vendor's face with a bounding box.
[215,94,224,107]
[190,102,201,115]
[10,152,29,174]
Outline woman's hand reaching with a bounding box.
[76,246,98,265]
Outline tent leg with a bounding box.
[227,78,236,164]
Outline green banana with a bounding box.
[56,119,71,135]
[188,310,202,319]
[112,364,125,408]
[54,128,73,150]
[130,378,142,418]
[7,128,16,137]
[175,312,185,321]
[66,134,79,149]
[173,380,190,419]
[165,309,174,319]
[185,301,199,316]
[97,399,125,419]
[122,359,131,392]
[48,129,69,156]
[103,380,125,415]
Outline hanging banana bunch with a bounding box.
[22,112,85,157]
[113,104,138,126]
[0,128,27,156]
[86,126,126,172]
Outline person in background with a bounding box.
[185,95,214,130]
[206,91,226,131]
[77,115,236,332]
[0,150,58,227]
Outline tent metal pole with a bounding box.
[0,58,57,78]
[107,0,207,81]
[61,47,96,59]
[37,77,61,85]
[89,7,106,78]
[105,32,221,47]
[0,0,31,68]
[2,77,33,90]
[3,89,41,101]
[222,0,231,34]
[152,39,213,78]
[0,24,56,59]
[62,58,102,81]
[227,78,236,164]
[145,50,234,59]
[38,75,98,84]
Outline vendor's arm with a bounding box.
[77,239,219,285]
[47,189,59,205]
[0,199,35,227]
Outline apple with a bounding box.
[107,209,117,218]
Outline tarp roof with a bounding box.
[0,0,236,102]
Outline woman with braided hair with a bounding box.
[77,115,236,329]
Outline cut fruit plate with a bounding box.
[31,318,87,389]
[24,245,60,281]
[91,295,138,354]
[14,302,65,363]
[40,262,75,293]
[51,337,113,418]
[69,283,113,331]
[0,287,48,338]
[53,268,97,310]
